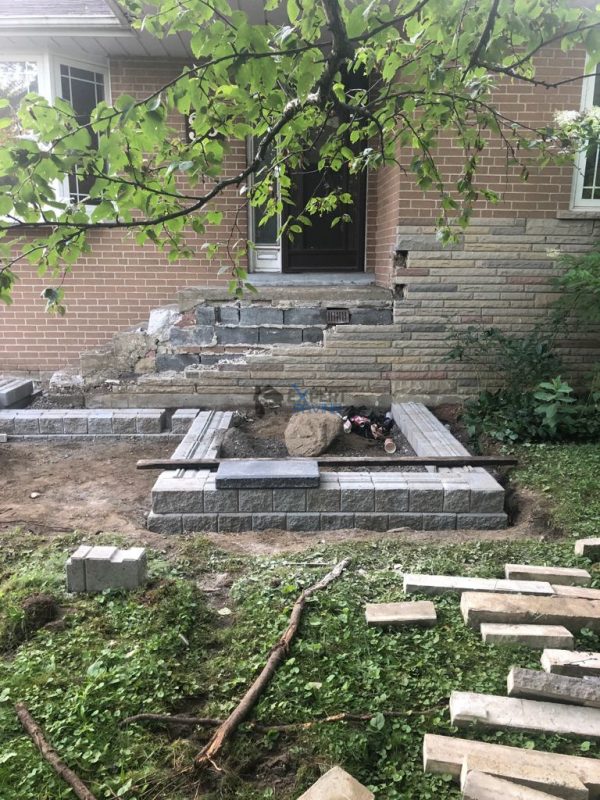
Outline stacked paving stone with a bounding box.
[66,545,147,592]
[0,408,167,436]
[0,376,33,407]
[147,403,507,533]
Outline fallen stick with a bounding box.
[194,557,351,769]
[15,702,98,800]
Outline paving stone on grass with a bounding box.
[296,766,374,800]
[505,564,591,586]
[480,623,574,649]
[575,539,600,561]
[402,574,554,596]
[365,600,437,627]
[463,770,562,800]
[461,592,600,632]
[508,667,600,709]
[450,691,600,739]
[541,649,600,677]
[423,734,594,800]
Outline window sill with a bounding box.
[557,210,600,220]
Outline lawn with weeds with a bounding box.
[0,444,598,799]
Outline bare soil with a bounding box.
[0,439,549,557]
[221,409,424,470]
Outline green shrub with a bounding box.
[554,245,600,325]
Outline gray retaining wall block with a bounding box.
[0,377,33,407]
[238,489,273,512]
[408,482,444,512]
[306,482,341,512]
[388,513,425,529]
[320,513,355,530]
[39,411,64,434]
[88,411,113,434]
[252,513,287,531]
[354,513,389,531]
[66,545,147,592]
[147,511,182,534]
[457,513,508,529]
[216,459,319,489]
[152,470,210,513]
[171,409,199,434]
[218,514,253,532]
[273,488,307,512]
[287,513,321,532]
[0,412,15,434]
[14,411,40,434]
[63,412,89,434]
[182,514,218,532]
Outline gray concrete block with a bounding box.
[442,481,471,513]
[239,306,283,325]
[238,489,273,512]
[374,485,409,512]
[112,415,137,434]
[216,326,259,345]
[169,325,215,346]
[306,486,340,512]
[147,511,182,534]
[109,548,147,590]
[340,488,374,512]
[0,377,33,407]
[88,412,113,434]
[216,459,319,488]
[203,488,239,512]
[575,538,600,561]
[541,648,600,677]
[273,488,307,512]
[83,545,119,591]
[259,327,303,345]
[354,513,388,531]
[408,484,444,513]
[0,413,15,434]
[14,413,39,434]
[388,513,424,530]
[217,305,240,324]
[156,353,199,372]
[350,308,393,325]
[320,513,355,530]
[303,327,324,343]
[171,409,199,434]
[195,306,217,325]
[469,471,506,513]
[63,413,88,434]
[182,514,218,532]
[457,513,507,529]
[287,513,321,532]
[252,513,286,531]
[422,513,456,530]
[152,472,208,513]
[65,544,92,592]
[136,412,164,434]
[218,514,253,533]
[38,414,64,434]
[283,307,324,325]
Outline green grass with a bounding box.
[0,444,599,799]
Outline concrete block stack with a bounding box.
[66,545,147,592]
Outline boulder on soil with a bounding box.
[284,411,342,457]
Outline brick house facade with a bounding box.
[1,2,600,405]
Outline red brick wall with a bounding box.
[0,49,591,375]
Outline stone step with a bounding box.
[297,766,374,799]
[461,592,600,632]
[403,573,554,596]
[450,691,600,739]
[541,649,600,678]
[365,600,437,627]
[508,667,600,709]
[505,564,591,587]
[459,754,588,800]
[576,540,600,561]
[0,376,33,408]
[481,623,574,649]
[215,459,320,489]
[423,734,597,798]
[462,770,564,800]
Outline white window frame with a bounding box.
[247,136,282,273]
[0,50,110,203]
[571,62,600,209]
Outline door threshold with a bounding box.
[250,272,375,286]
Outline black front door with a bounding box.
[282,161,366,272]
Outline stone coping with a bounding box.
[147,403,507,532]
[0,408,167,435]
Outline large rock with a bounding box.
[284,411,342,457]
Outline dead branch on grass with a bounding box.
[15,702,98,800]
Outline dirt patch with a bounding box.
[220,409,423,470]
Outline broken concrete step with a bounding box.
[296,766,374,799]
[541,649,600,678]
[215,459,320,489]
[423,734,596,799]
[365,600,436,627]
[0,376,33,408]
[462,770,564,800]
[508,667,600,709]
[481,623,574,649]
[575,539,600,562]
[461,592,600,632]
[505,564,591,587]
[459,754,588,800]
[403,573,554,596]
[450,691,600,739]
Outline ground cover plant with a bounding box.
[0,444,598,799]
